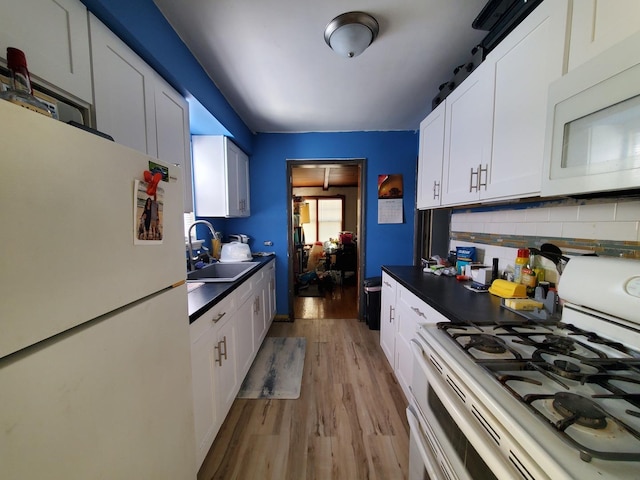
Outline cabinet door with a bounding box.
[485,0,568,201]
[226,139,251,217]
[265,260,277,326]
[416,102,446,209]
[214,315,238,425]
[395,285,446,400]
[0,0,92,103]
[190,316,218,467]
[190,291,234,468]
[380,273,397,368]
[90,14,157,156]
[234,295,256,382]
[569,0,640,71]
[154,75,193,213]
[441,61,494,206]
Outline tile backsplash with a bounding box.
[449,196,640,285]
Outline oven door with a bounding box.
[410,338,499,480]
[407,404,461,480]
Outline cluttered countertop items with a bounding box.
[387,244,583,325]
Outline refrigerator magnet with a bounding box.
[134,179,164,244]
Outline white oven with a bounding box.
[542,30,640,196]
[407,256,640,480]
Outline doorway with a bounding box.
[286,159,366,322]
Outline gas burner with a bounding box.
[532,351,601,380]
[552,392,607,430]
[553,359,582,377]
[466,334,508,354]
[542,335,576,353]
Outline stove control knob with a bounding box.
[625,277,640,298]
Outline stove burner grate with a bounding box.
[552,392,607,430]
[466,334,508,354]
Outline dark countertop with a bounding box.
[382,265,529,325]
[188,256,275,323]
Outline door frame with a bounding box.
[286,158,366,322]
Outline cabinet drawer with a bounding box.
[190,292,235,342]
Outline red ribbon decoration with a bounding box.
[143,170,162,197]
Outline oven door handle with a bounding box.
[407,405,450,480]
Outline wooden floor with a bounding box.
[197,288,410,479]
[293,280,359,320]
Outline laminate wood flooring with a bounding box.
[197,317,409,479]
[294,281,359,320]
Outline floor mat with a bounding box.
[237,337,306,399]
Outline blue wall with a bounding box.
[80,0,419,315]
[222,131,418,315]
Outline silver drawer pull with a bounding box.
[383,280,392,287]
[212,311,226,323]
[411,306,426,318]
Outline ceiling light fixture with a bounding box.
[324,11,379,58]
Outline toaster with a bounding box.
[228,234,250,244]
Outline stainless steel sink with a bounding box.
[187,261,259,283]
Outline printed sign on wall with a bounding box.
[377,174,403,224]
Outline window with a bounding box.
[301,197,344,244]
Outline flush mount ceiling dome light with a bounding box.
[324,11,379,58]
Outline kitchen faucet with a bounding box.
[188,220,218,271]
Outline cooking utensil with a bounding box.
[530,243,570,275]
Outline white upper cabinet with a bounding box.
[0,0,92,103]
[192,135,251,218]
[568,0,640,71]
[90,14,157,156]
[484,0,569,201]
[89,14,192,212]
[416,102,445,209]
[421,0,569,208]
[441,60,495,206]
[155,75,193,212]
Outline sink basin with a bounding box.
[187,261,259,283]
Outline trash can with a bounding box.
[363,277,382,330]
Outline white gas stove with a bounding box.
[408,256,640,480]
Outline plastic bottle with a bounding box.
[513,248,529,284]
[0,47,52,117]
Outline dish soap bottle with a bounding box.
[513,248,529,284]
[0,47,52,117]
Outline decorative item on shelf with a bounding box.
[0,47,52,117]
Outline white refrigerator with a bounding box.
[0,101,196,478]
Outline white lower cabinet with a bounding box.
[190,260,276,468]
[381,272,446,402]
[380,272,397,368]
[190,291,235,468]
[395,286,445,401]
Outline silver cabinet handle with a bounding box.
[479,164,488,190]
[469,166,476,192]
[214,342,223,366]
[212,311,226,323]
[433,180,440,199]
[389,305,395,321]
[383,280,392,287]
[411,306,426,319]
[220,336,228,361]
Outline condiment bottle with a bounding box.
[513,248,529,284]
[0,47,52,117]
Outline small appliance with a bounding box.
[220,241,253,262]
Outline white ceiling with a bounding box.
[153,0,489,134]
